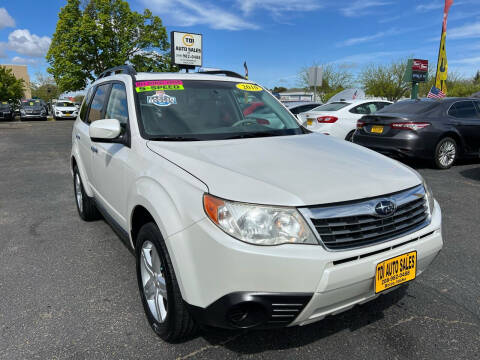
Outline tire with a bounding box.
[434,137,457,169]
[345,130,355,142]
[136,222,197,342]
[73,166,100,221]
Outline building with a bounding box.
[1,64,32,99]
[278,89,314,102]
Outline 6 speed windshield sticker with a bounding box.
[236,83,263,92]
[147,91,177,107]
[136,80,184,92]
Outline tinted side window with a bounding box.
[449,101,478,118]
[79,87,94,123]
[351,103,376,114]
[105,83,129,125]
[375,102,390,111]
[87,84,110,123]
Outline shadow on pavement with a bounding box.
[459,167,480,181]
[197,286,408,355]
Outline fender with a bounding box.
[127,174,208,248]
[127,174,207,298]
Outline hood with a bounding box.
[146,133,421,206]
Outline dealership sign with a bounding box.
[171,31,203,69]
[403,59,429,83]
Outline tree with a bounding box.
[359,59,410,101]
[31,73,62,102]
[298,63,353,103]
[474,70,480,85]
[0,66,25,104]
[47,0,173,92]
[418,71,480,97]
[272,86,287,93]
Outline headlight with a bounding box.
[203,194,318,246]
[423,180,434,215]
[20,109,25,114]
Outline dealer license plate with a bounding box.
[306,118,313,126]
[65,112,71,115]
[375,251,416,294]
[371,125,384,134]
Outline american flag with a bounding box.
[427,86,446,99]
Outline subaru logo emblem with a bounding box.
[375,200,396,217]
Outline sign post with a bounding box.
[403,59,428,99]
[171,31,203,71]
[308,66,323,102]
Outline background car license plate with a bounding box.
[375,251,416,294]
[371,125,384,134]
[307,119,313,125]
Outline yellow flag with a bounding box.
[435,32,448,93]
[435,0,453,94]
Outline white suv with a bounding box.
[71,66,443,342]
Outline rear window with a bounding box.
[311,102,350,112]
[377,100,437,114]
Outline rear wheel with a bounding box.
[136,222,197,342]
[73,166,100,221]
[434,137,457,169]
[345,130,355,142]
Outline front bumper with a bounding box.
[21,113,46,119]
[168,200,442,329]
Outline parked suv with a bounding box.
[20,99,47,121]
[0,101,14,121]
[54,100,78,120]
[71,66,443,342]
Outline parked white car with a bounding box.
[54,100,78,120]
[71,66,442,342]
[298,100,392,141]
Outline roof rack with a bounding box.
[97,65,137,79]
[196,69,246,80]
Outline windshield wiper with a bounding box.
[149,135,202,141]
[223,131,283,140]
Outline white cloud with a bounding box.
[11,56,39,65]
[8,29,51,58]
[237,0,322,15]
[449,22,480,39]
[450,55,480,64]
[338,28,400,47]
[0,8,15,29]
[341,1,391,17]
[146,0,258,30]
[415,3,443,12]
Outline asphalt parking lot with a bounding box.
[1,120,479,360]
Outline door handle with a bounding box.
[91,146,98,153]
[75,134,80,140]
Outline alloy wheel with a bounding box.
[140,241,168,323]
[74,173,83,213]
[438,140,456,168]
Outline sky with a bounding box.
[0,0,479,89]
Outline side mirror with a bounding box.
[89,119,122,142]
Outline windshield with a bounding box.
[377,100,437,114]
[21,100,42,109]
[311,102,350,112]
[136,80,305,140]
[56,101,74,107]
[0,102,9,110]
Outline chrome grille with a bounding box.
[300,185,430,250]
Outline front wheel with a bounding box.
[434,137,457,169]
[136,223,197,342]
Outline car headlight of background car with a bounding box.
[423,180,434,216]
[203,194,318,246]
